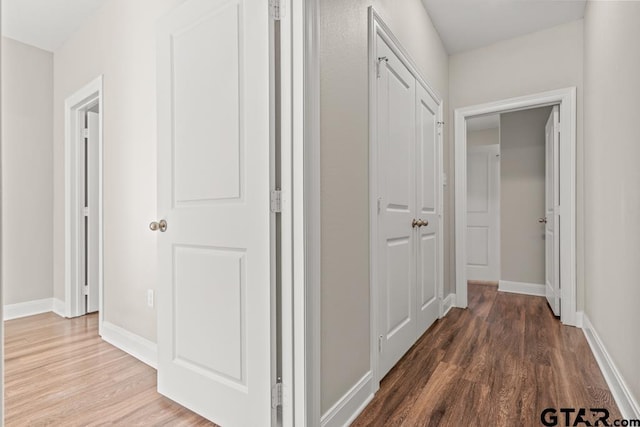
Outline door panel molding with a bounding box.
[454,87,578,326]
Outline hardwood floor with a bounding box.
[4,312,216,426]
[353,283,621,426]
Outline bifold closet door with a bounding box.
[376,36,418,378]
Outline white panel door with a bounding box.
[376,36,417,378]
[466,144,500,281]
[86,111,100,313]
[545,106,561,315]
[415,83,440,336]
[156,0,273,425]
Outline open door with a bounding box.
[155,0,274,425]
[544,106,561,316]
[86,110,100,313]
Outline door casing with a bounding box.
[454,87,578,326]
[64,76,104,330]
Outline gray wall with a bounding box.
[584,1,640,408]
[53,0,185,340]
[1,37,54,305]
[499,107,550,284]
[449,20,584,307]
[319,0,449,414]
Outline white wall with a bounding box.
[1,37,54,305]
[52,0,185,341]
[584,0,640,408]
[449,19,584,306]
[499,107,550,285]
[319,0,449,414]
[467,127,498,147]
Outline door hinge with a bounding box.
[83,207,89,217]
[377,197,382,214]
[271,381,283,408]
[269,0,284,20]
[556,123,561,134]
[82,128,89,138]
[82,285,88,296]
[376,56,389,79]
[378,335,383,352]
[270,189,282,213]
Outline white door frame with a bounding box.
[64,75,104,331]
[368,7,445,386]
[454,87,578,326]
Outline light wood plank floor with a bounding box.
[353,283,621,426]
[5,312,216,426]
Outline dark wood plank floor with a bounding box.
[4,312,216,426]
[353,283,621,426]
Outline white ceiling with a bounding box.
[467,114,500,131]
[2,0,107,52]
[422,0,586,54]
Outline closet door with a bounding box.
[415,84,440,336]
[376,36,418,378]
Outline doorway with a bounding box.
[64,76,103,328]
[454,88,578,326]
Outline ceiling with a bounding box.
[467,114,500,131]
[2,0,107,52]
[422,0,586,54]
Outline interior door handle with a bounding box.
[538,217,547,224]
[411,219,429,228]
[150,219,168,232]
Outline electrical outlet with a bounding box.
[147,290,154,308]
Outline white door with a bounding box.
[545,106,561,315]
[156,0,273,425]
[415,83,441,335]
[466,144,500,282]
[86,111,100,313]
[376,35,442,379]
[376,36,417,378]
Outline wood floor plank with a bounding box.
[4,312,216,426]
[353,284,622,426]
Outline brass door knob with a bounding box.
[412,219,429,228]
[538,217,547,224]
[150,219,168,232]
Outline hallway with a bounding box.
[353,283,620,426]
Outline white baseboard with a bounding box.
[442,293,456,316]
[582,314,640,419]
[498,280,545,297]
[101,321,158,369]
[320,371,374,427]
[4,298,65,320]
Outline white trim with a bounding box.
[320,371,374,427]
[442,293,456,317]
[368,6,445,388]
[582,314,640,419]
[64,76,104,336]
[498,280,546,297]
[4,298,59,321]
[302,0,322,425]
[100,321,158,369]
[52,298,66,317]
[454,87,578,326]
[574,310,584,328]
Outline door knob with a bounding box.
[150,219,168,232]
[411,219,429,228]
[538,217,547,224]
